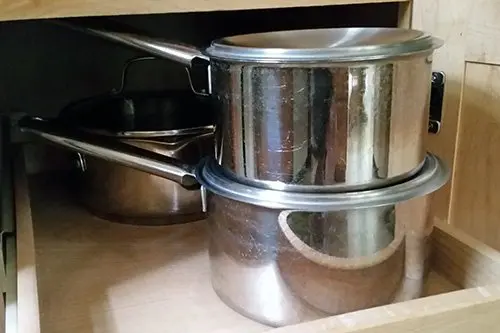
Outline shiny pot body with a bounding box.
[46,25,442,192]
[207,193,426,326]
[212,55,433,191]
[78,133,213,225]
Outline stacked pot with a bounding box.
[19,26,449,327]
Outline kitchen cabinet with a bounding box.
[1,0,500,332]
[413,0,500,252]
[0,0,405,22]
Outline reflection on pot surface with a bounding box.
[209,196,405,326]
[49,23,443,192]
[285,208,395,259]
[78,133,214,225]
[215,58,431,191]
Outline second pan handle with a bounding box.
[18,116,200,189]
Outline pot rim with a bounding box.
[216,158,426,193]
[195,152,449,211]
[205,27,443,63]
[81,125,216,139]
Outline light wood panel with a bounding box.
[450,63,500,250]
[14,147,41,333]
[0,0,407,22]
[431,220,500,288]
[272,286,500,333]
[412,0,473,225]
[413,0,500,251]
[465,0,500,65]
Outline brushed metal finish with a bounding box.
[51,23,442,191]
[19,116,200,188]
[208,194,405,326]
[18,117,450,211]
[79,135,213,225]
[196,153,449,211]
[212,55,434,191]
[205,27,442,63]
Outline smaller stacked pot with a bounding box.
[20,27,449,327]
[50,56,216,225]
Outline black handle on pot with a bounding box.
[18,116,200,189]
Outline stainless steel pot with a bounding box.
[55,23,443,192]
[54,57,216,225]
[18,116,449,326]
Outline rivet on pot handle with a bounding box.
[18,116,200,189]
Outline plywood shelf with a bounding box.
[0,0,407,22]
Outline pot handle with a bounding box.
[53,20,211,95]
[18,116,200,189]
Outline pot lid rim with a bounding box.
[195,153,449,211]
[205,27,443,63]
[79,125,215,139]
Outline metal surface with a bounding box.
[212,55,434,191]
[79,135,212,225]
[57,20,209,66]
[19,115,449,211]
[21,115,215,225]
[57,56,214,139]
[205,27,443,63]
[428,71,445,134]
[205,154,447,326]
[19,116,199,188]
[55,23,442,191]
[208,193,406,326]
[197,153,449,211]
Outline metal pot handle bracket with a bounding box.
[112,56,157,95]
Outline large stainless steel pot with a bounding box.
[18,116,449,326]
[54,23,444,193]
[54,57,215,225]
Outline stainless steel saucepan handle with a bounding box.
[53,20,209,66]
[18,116,200,189]
[54,20,211,95]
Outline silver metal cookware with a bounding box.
[54,22,444,192]
[18,116,449,326]
[54,56,215,225]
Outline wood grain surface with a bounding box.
[414,0,500,251]
[0,0,407,22]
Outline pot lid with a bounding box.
[195,153,449,211]
[205,27,443,63]
[59,90,215,138]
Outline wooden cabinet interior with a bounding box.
[413,0,500,252]
[6,1,500,331]
[0,0,406,22]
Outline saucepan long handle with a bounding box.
[18,116,199,189]
[52,19,211,95]
[52,19,209,67]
